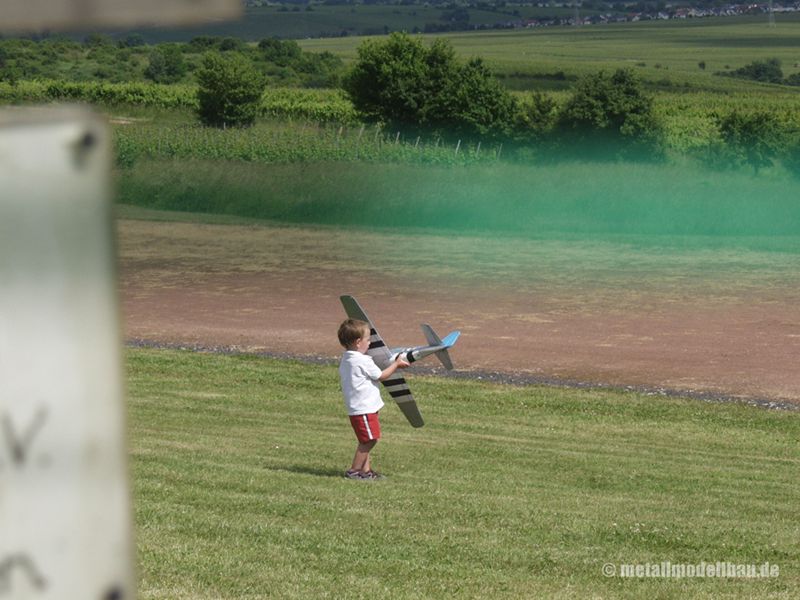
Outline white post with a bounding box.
[0,107,134,600]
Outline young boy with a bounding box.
[338,318,409,480]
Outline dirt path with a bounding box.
[118,216,800,404]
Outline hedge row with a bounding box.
[0,80,357,123]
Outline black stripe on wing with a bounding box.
[380,376,424,427]
[367,331,391,364]
[381,376,414,402]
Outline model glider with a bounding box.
[340,295,460,428]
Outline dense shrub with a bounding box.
[144,45,187,84]
[343,32,516,140]
[258,38,302,66]
[196,52,266,128]
[41,79,196,107]
[438,58,517,139]
[555,68,663,159]
[784,72,800,87]
[343,33,439,128]
[514,91,558,143]
[717,110,784,174]
[727,58,783,84]
[0,35,342,88]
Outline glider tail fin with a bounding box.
[421,324,460,370]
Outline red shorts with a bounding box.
[349,412,381,443]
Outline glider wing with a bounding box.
[380,376,424,428]
[340,295,425,428]
[340,294,392,366]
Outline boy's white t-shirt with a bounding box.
[339,350,385,415]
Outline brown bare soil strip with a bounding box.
[118,215,800,405]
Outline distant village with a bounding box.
[512,2,800,28]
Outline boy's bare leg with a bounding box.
[363,450,371,474]
[351,440,377,472]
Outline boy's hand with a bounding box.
[379,356,410,381]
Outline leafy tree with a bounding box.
[717,110,783,174]
[144,45,187,84]
[219,37,245,52]
[433,58,516,139]
[344,33,433,128]
[196,52,265,128]
[728,58,783,84]
[343,32,515,139]
[556,68,662,158]
[295,51,344,88]
[258,38,302,66]
[514,91,558,142]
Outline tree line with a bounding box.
[2,32,797,173]
[0,35,344,88]
[190,33,662,157]
[196,33,800,173]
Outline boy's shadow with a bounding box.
[266,464,344,478]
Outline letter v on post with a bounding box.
[1,407,47,468]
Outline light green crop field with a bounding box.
[127,348,800,599]
[300,14,800,92]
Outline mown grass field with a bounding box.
[127,348,799,599]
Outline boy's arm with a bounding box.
[379,356,410,381]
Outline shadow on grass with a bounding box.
[266,464,345,478]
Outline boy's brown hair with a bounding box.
[338,319,370,348]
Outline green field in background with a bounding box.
[300,14,800,92]
[89,4,604,44]
[50,13,800,93]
